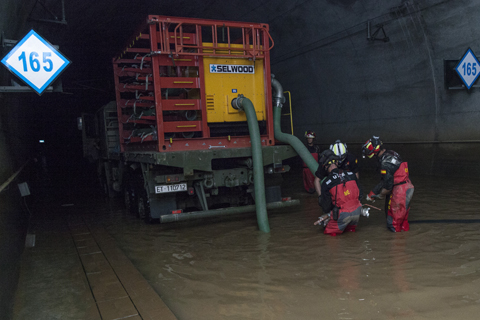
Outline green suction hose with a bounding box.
[231,95,270,233]
[271,75,319,175]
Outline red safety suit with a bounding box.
[386,162,414,232]
[303,145,320,193]
[372,150,414,232]
[319,169,362,235]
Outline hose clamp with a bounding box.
[231,94,245,110]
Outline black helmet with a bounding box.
[362,135,383,158]
[318,149,339,168]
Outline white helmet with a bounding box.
[330,140,347,163]
[305,130,316,139]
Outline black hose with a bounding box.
[410,219,480,224]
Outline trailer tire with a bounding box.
[124,180,137,216]
[137,189,153,224]
[103,181,109,196]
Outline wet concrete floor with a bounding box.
[12,170,177,320]
[13,168,480,319]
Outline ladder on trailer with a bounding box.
[112,16,275,153]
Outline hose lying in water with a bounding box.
[410,220,480,223]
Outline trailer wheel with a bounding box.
[124,180,137,216]
[124,188,132,213]
[137,189,153,224]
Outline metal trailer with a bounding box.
[82,16,315,231]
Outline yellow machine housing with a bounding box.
[203,43,265,123]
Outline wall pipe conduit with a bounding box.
[231,94,270,233]
[0,160,29,194]
[271,75,319,175]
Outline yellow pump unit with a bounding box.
[203,43,265,123]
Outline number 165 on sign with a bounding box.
[1,30,70,95]
[455,48,480,90]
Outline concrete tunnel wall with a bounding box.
[163,0,480,176]
[0,0,45,317]
[268,0,480,176]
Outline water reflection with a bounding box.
[97,172,480,319]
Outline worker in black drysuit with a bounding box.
[362,136,414,232]
[330,140,360,179]
[303,130,321,193]
[313,150,363,236]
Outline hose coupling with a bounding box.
[231,94,245,111]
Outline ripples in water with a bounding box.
[97,172,480,319]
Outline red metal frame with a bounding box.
[112,16,275,153]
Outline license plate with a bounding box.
[155,183,187,194]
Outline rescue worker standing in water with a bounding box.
[330,140,360,179]
[313,150,363,236]
[303,130,321,193]
[362,136,414,232]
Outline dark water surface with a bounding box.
[95,172,480,320]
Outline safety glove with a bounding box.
[361,207,370,217]
[366,191,377,201]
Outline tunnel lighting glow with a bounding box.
[39,140,45,143]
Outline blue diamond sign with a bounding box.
[1,30,70,95]
[455,48,480,90]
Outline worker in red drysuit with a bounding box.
[362,136,414,232]
[303,130,321,193]
[313,149,363,236]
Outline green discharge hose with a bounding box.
[231,95,270,233]
[271,76,319,175]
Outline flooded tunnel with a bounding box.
[10,163,480,319]
[3,0,480,319]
